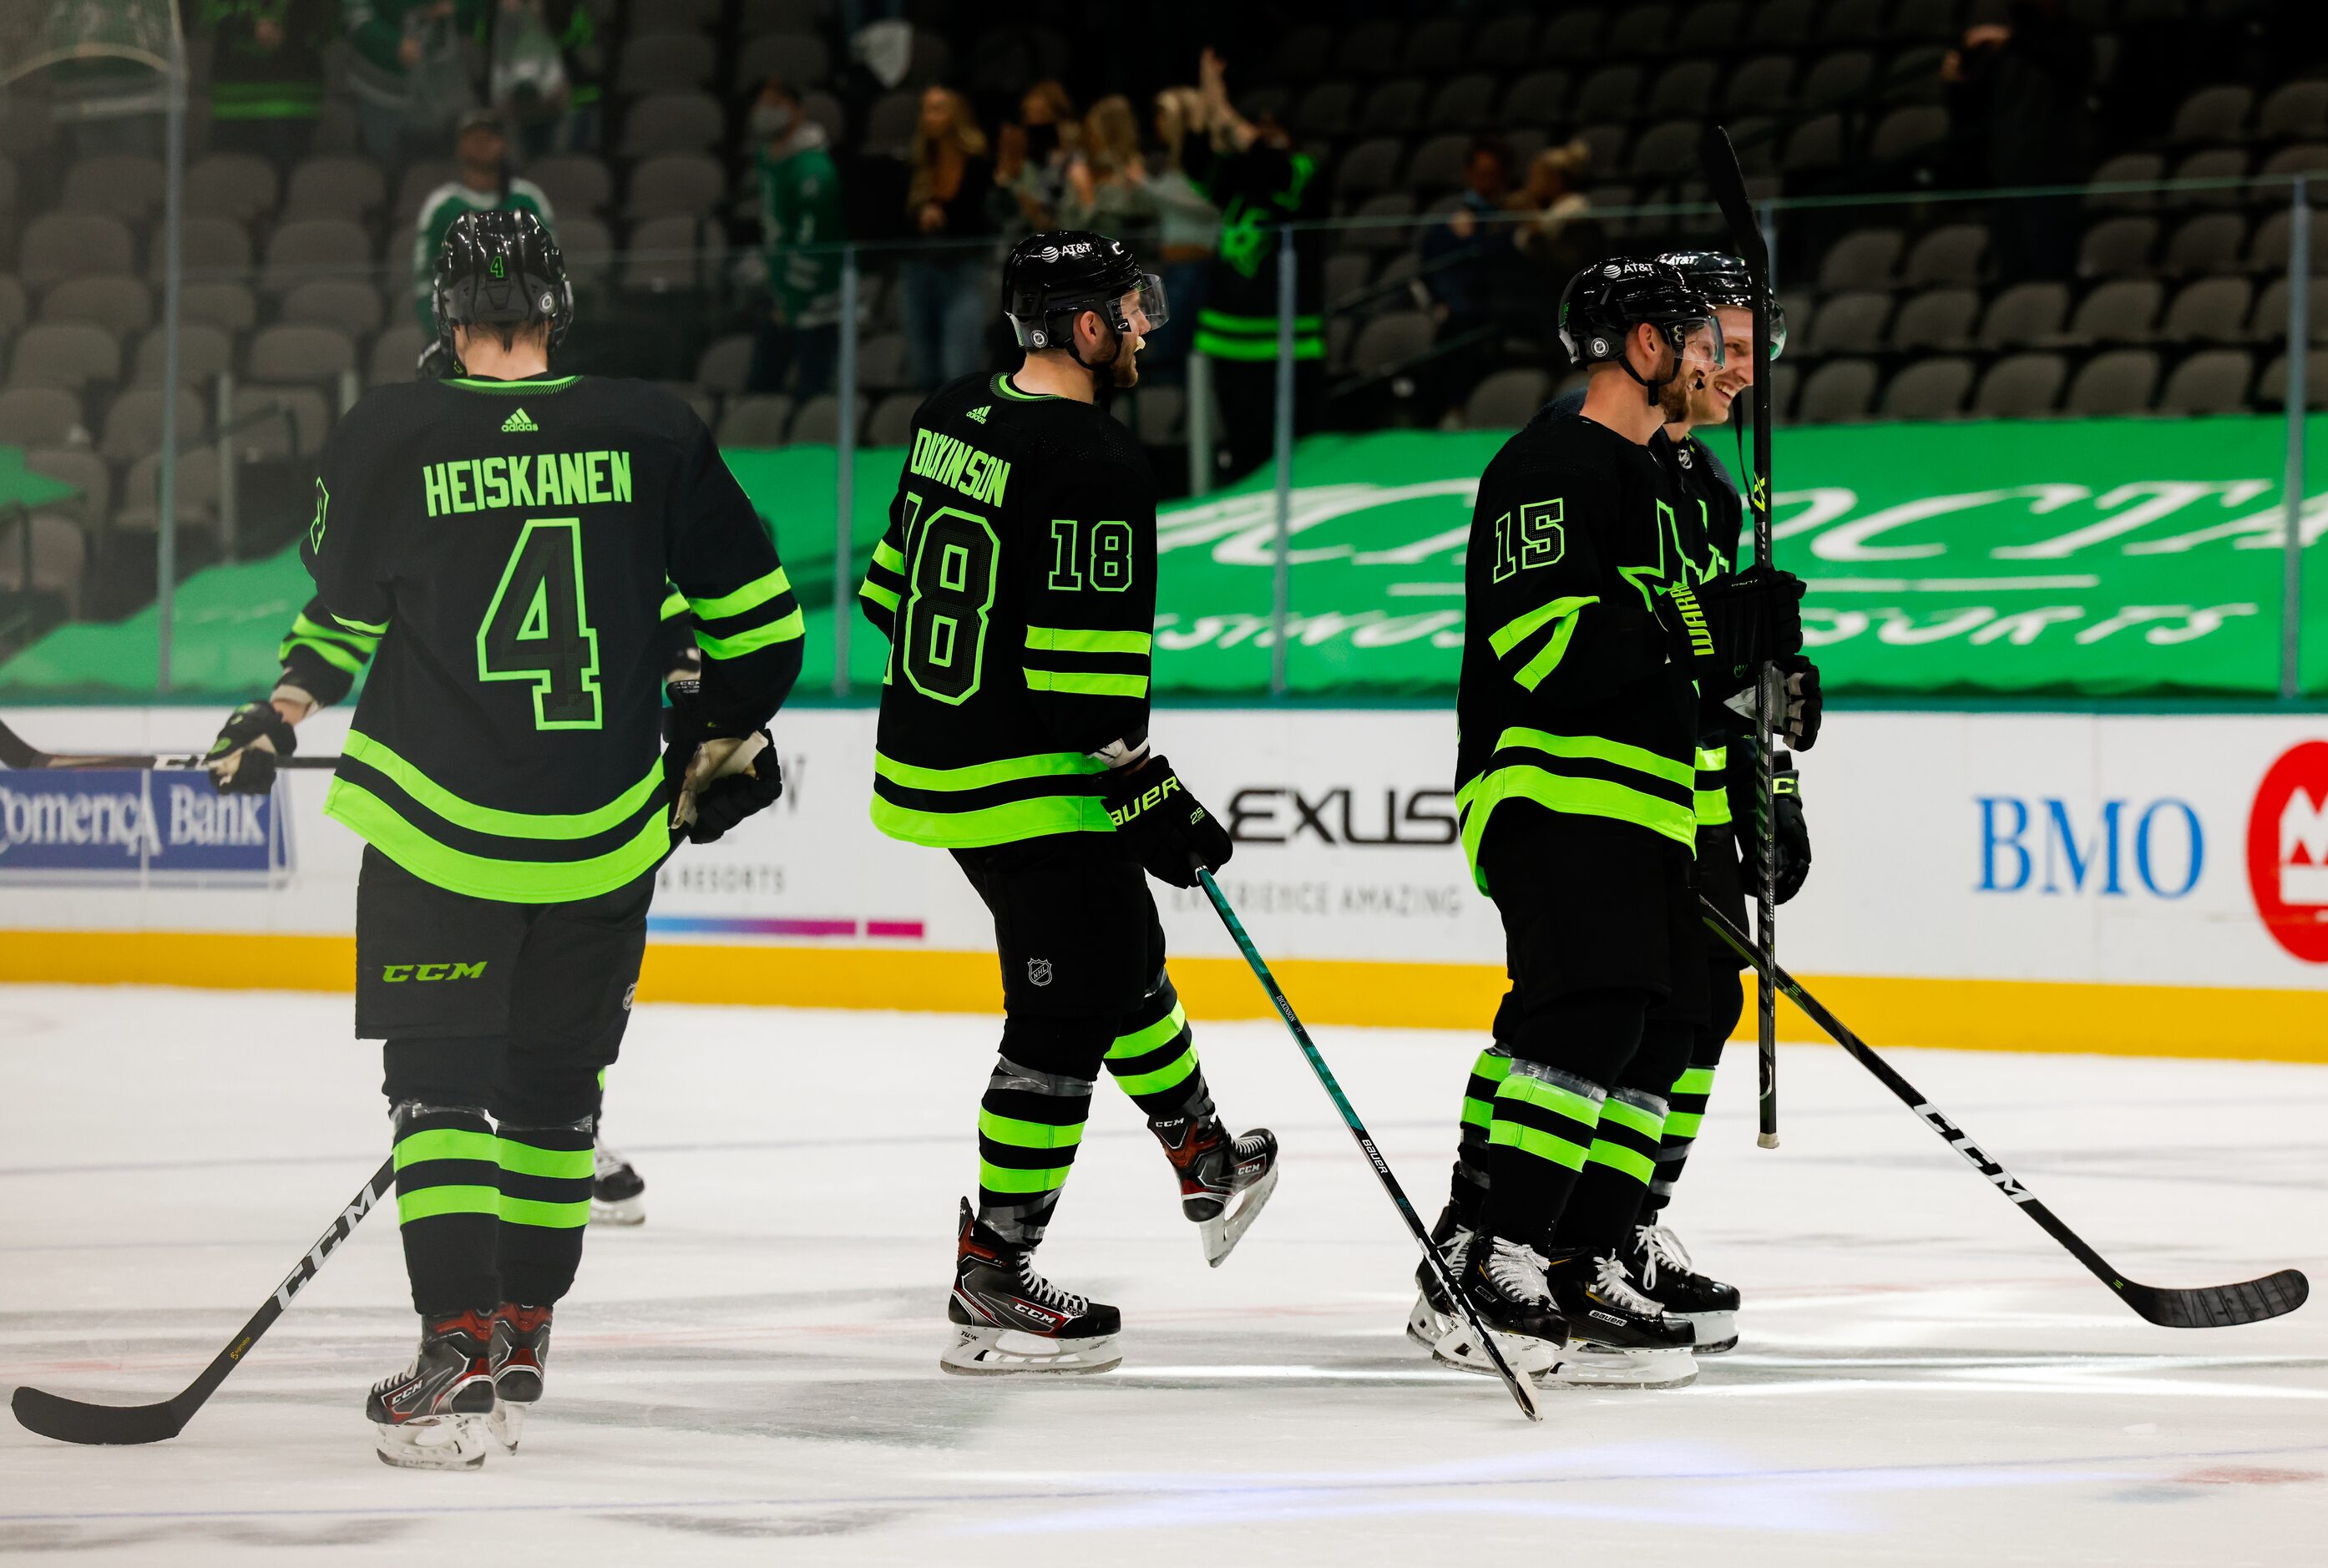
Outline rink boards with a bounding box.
[0,704,2322,1060]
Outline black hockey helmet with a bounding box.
[432,208,574,367]
[1002,230,1167,352]
[1557,257,1723,402]
[1657,250,1786,360]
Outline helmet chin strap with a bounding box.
[1065,315,1129,403]
[1617,328,1683,407]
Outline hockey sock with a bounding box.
[977,1023,1100,1246]
[493,1118,595,1305]
[1479,1060,1606,1254]
[1556,1086,1669,1252]
[1450,1045,1510,1223]
[388,1102,502,1316]
[1642,968,1738,1222]
[1103,979,1217,1125]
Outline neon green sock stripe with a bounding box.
[1472,1049,1513,1085]
[1662,1110,1704,1140]
[1460,1095,1495,1129]
[1584,1140,1658,1185]
[498,1194,592,1228]
[687,565,793,620]
[1672,1065,1717,1096]
[1487,1120,1589,1170]
[1597,1097,1665,1141]
[696,608,805,658]
[393,1129,498,1169]
[1025,626,1153,656]
[398,1184,501,1223]
[978,1109,1086,1150]
[1495,1072,1603,1127]
[495,1141,595,1181]
[1113,1047,1197,1097]
[1110,1001,1189,1058]
[979,1160,1070,1194]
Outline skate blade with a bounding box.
[1200,1163,1279,1267]
[939,1326,1122,1377]
[487,1399,526,1455]
[1430,1319,1562,1378]
[1542,1345,1698,1389]
[1405,1292,1455,1351]
[590,1196,645,1226]
[1675,1309,1737,1353]
[374,1412,494,1470]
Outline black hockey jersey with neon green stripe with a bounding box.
[859,372,1156,849]
[1455,408,1708,892]
[1655,428,1746,831]
[304,372,802,903]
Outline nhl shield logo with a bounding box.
[1027,958,1054,988]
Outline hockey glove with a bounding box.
[1659,569,1807,698]
[1778,654,1822,751]
[205,701,296,794]
[1764,756,1810,904]
[1101,753,1233,889]
[676,731,782,844]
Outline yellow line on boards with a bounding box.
[0,931,2320,1064]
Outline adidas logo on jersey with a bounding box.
[965,405,990,424]
[501,407,539,432]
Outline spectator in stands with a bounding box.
[486,0,575,161]
[347,0,485,163]
[1943,0,2095,282]
[995,79,1079,232]
[1060,95,1152,241]
[901,86,996,389]
[1417,138,1513,338]
[1506,140,1602,354]
[747,77,845,399]
[412,111,556,335]
[1140,85,1223,379]
[199,0,335,164]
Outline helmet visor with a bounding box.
[1671,311,1725,372]
[1119,271,1169,335]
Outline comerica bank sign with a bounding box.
[0,771,290,883]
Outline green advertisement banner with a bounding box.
[6,416,2322,699]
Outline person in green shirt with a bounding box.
[745,77,846,399]
[200,0,336,164]
[412,110,556,338]
[345,0,487,163]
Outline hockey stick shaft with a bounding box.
[1698,899,2307,1328]
[11,1156,397,1444]
[1195,869,1541,1420]
[0,716,337,771]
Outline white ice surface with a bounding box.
[2,984,2323,1565]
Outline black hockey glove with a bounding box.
[1658,569,1806,697]
[205,701,296,794]
[1778,654,1822,751]
[1101,753,1233,889]
[662,694,782,845]
[1763,756,1810,904]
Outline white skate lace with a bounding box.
[1592,1252,1668,1318]
[592,1142,629,1180]
[1632,1224,1693,1291]
[1485,1238,1553,1305]
[1013,1256,1091,1316]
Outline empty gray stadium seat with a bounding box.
[2259,82,2328,142]
[1334,19,1402,78]
[185,153,279,223]
[2064,348,2159,415]
[787,393,861,444]
[1350,311,1435,378]
[1464,367,1552,428]
[1869,105,1948,163]
[1360,79,1427,134]
[1294,82,1357,139]
[282,156,387,222]
[1336,138,1405,205]
[623,216,720,291]
[114,446,222,536]
[717,394,793,446]
[20,213,134,291]
[2262,144,2328,181]
[2077,215,2157,278]
[2085,153,2164,210]
[2157,349,2254,415]
[2259,350,2328,409]
[1427,73,1499,132]
[740,0,824,28]
[159,216,256,278]
[261,219,369,292]
[40,276,153,338]
[618,31,716,94]
[2246,207,2319,276]
[1747,0,1815,48]
[0,513,88,615]
[1796,358,1876,423]
[8,321,119,392]
[130,322,232,387]
[1574,66,1642,125]
[246,323,356,382]
[1405,134,1470,195]
[1606,5,1671,57]
[856,331,908,391]
[2162,212,2247,276]
[1972,352,2068,417]
[2169,85,2251,146]
[0,276,23,340]
[1818,0,1886,43]
[1817,228,1903,292]
[2159,276,2252,343]
[1269,23,1335,80]
[227,385,331,458]
[1677,1,1743,51]
[1890,287,1980,352]
[625,153,726,219]
[369,325,428,384]
[695,333,755,397]
[0,387,83,447]
[1470,16,1536,70]
[61,154,165,224]
[24,448,110,530]
[1801,50,1875,109]
[1346,194,1416,253]
[1904,225,1987,288]
[2169,147,2250,209]
[1781,113,1845,175]
[1891,0,1958,38]
[2250,277,2328,343]
[527,154,613,220]
[735,30,832,93]
[1723,55,1795,116]
[180,282,259,333]
[99,386,206,463]
[1880,357,1974,419]
[1628,121,1703,182]
[1537,11,1602,59]
[2066,279,2164,345]
[619,92,726,157]
[556,218,615,290]
[865,391,920,446]
[1647,61,1718,122]
[1808,291,1891,356]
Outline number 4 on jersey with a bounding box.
[477,518,602,730]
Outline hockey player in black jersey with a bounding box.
[1420,259,1806,1388]
[859,231,1277,1375]
[204,211,802,1467]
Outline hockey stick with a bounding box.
[1193,867,1542,1422]
[1698,899,2309,1328]
[1698,124,1784,1151]
[0,716,338,771]
[12,1157,397,1444]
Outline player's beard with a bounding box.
[1657,367,1694,423]
[1107,333,1141,390]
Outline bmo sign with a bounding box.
[2249,741,2328,964]
[1976,795,2204,899]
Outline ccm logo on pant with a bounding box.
[379,962,488,982]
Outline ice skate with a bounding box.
[590,1140,645,1226]
[1541,1248,1698,1389]
[486,1302,553,1454]
[1432,1235,1566,1378]
[366,1308,500,1469]
[1627,1223,1738,1353]
[940,1199,1123,1375]
[1405,1201,1475,1349]
[1153,1115,1279,1266]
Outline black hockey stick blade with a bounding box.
[1698,900,2310,1329]
[1195,867,1541,1421]
[0,716,337,771]
[12,1157,396,1444]
[1697,125,1767,276]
